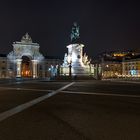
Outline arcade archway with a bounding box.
[21,56,32,77]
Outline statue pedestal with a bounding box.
[67,44,84,65]
[62,43,92,76]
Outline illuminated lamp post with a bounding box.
[56,65,59,77]
[67,55,72,77]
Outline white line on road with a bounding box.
[103,79,140,84]
[1,86,139,98]
[0,82,75,122]
[115,81,140,84]
[62,90,140,98]
[0,86,53,92]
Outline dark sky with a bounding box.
[0,0,140,58]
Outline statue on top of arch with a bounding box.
[21,33,32,43]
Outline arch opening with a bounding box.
[21,56,32,77]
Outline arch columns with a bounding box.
[32,60,38,78]
[16,59,22,77]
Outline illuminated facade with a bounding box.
[101,61,122,78]
[99,51,140,79]
[122,57,140,77]
[1,33,140,79]
[7,33,44,78]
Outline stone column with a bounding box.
[32,60,38,78]
[42,62,46,78]
[16,59,22,77]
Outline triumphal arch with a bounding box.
[7,33,44,78]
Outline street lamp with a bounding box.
[69,60,72,77]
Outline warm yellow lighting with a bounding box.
[106,65,109,68]
[67,55,72,64]
[113,53,126,57]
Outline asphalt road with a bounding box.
[0,79,140,140]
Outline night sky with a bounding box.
[0,0,140,59]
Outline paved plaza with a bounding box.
[0,79,140,140]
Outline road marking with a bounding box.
[0,86,53,92]
[115,81,140,84]
[1,86,139,98]
[104,80,140,84]
[0,82,75,122]
[62,90,140,98]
